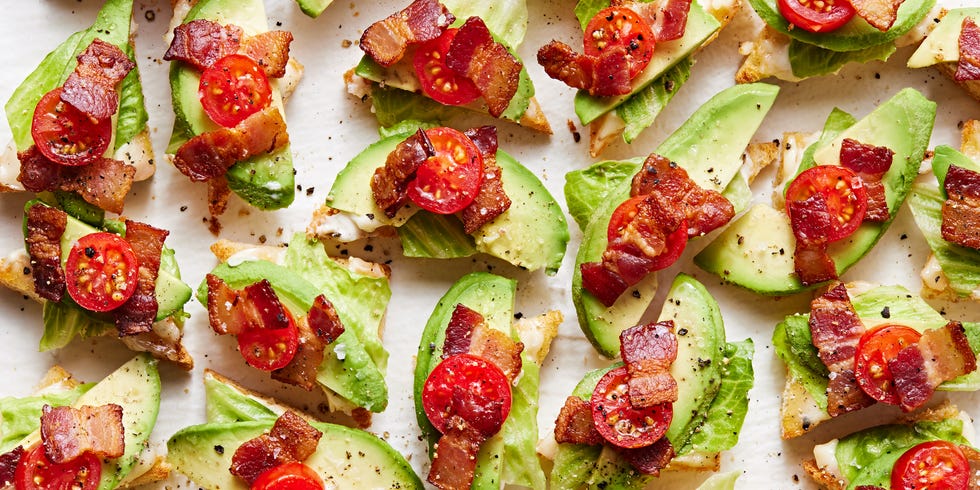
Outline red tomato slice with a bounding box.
[413,28,481,106]
[14,445,101,490]
[407,127,484,215]
[422,353,511,437]
[198,54,272,128]
[785,165,868,242]
[591,366,672,448]
[31,88,111,166]
[777,0,856,33]
[891,440,970,490]
[855,324,922,404]
[584,7,655,79]
[251,463,324,490]
[607,196,688,273]
[237,308,299,371]
[65,232,139,312]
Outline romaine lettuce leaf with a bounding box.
[679,340,754,456]
[618,58,693,143]
[203,373,279,424]
[0,383,94,453]
[39,301,113,352]
[398,212,478,258]
[908,183,980,298]
[564,160,642,230]
[501,349,546,490]
[443,0,528,49]
[788,39,895,79]
[931,145,980,194]
[370,86,452,132]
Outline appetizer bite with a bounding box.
[737,0,938,83]
[165,0,301,215]
[909,9,980,105]
[348,0,551,134]
[537,0,740,156]
[414,272,560,489]
[1,0,153,213]
[566,83,778,357]
[543,274,754,488]
[0,198,193,368]
[168,370,424,490]
[697,88,936,295]
[774,281,979,439]
[310,124,569,274]
[0,355,168,490]
[803,402,979,489]
[200,233,390,425]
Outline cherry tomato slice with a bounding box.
[407,127,484,215]
[422,353,511,437]
[607,196,688,272]
[777,0,856,33]
[14,445,101,490]
[591,366,672,449]
[251,463,324,490]
[891,440,970,490]
[199,54,272,128]
[855,324,922,404]
[65,232,139,312]
[785,165,868,242]
[413,28,481,106]
[584,7,655,79]
[31,88,111,166]
[237,309,299,371]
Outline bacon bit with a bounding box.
[445,17,522,117]
[468,322,524,383]
[460,126,510,233]
[555,396,604,445]
[18,146,135,214]
[173,107,289,182]
[307,295,345,344]
[114,220,167,336]
[242,31,294,79]
[620,321,678,408]
[0,446,24,487]
[25,204,67,302]
[888,321,978,412]
[443,304,484,358]
[207,276,288,335]
[230,411,323,485]
[840,138,893,222]
[606,195,684,284]
[630,153,734,237]
[360,0,454,67]
[372,129,432,217]
[942,164,980,249]
[788,194,838,285]
[537,41,632,97]
[164,20,243,71]
[848,0,904,32]
[618,0,693,42]
[61,39,135,120]
[615,437,675,476]
[208,176,232,218]
[273,295,346,390]
[957,18,980,81]
[427,423,484,490]
[808,283,875,416]
[40,404,124,463]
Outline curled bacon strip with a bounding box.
[891,321,977,412]
[61,39,135,120]
[26,204,67,302]
[40,404,124,464]
[273,295,345,391]
[630,154,735,237]
[957,18,980,82]
[537,41,632,97]
[164,20,243,71]
[849,0,904,32]
[207,276,288,335]
[942,164,980,249]
[460,126,511,233]
[18,146,135,214]
[554,396,603,445]
[0,446,23,487]
[617,0,693,42]
[620,321,678,408]
[360,0,455,67]
[114,220,167,336]
[840,138,893,222]
[616,437,675,476]
[808,283,874,417]
[243,31,294,79]
[371,129,432,217]
[446,18,522,117]
[788,194,838,286]
[427,424,484,490]
[230,411,322,485]
[173,107,289,182]
[442,303,483,358]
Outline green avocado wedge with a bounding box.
[550,274,754,490]
[566,83,778,358]
[294,0,333,18]
[413,272,550,490]
[168,0,294,210]
[167,371,423,490]
[908,8,980,68]
[695,88,936,296]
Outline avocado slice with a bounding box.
[908,8,980,68]
[413,272,549,489]
[326,130,568,274]
[168,0,294,210]
[568,83,778,358]
[695,88,936,295]
[294,0,333,18]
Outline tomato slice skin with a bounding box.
[14,445,101,490]
[65,232,139,312]
[785,165,868,242]
[251,463,324,490]
[607,196,688,273]
[31,88,112,166]
[198,54,272,128]
[422,353,512,437]
[413,28,481,106]
[777,0,856,33]
[407,127,484,215]
[584,7,655,79]
[237,308,299,372]
[891,440,970,490]
[591,366,672,449]
[855,324,922,404]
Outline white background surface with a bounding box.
[0,0,979,488]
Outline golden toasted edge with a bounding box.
[513,310,562,366]
[736,26,791,84]
[36,365,80,392]
[742,141,780,184]
[802,459,845,490]
[936,63,980,104]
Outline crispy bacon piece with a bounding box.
[443,303,484,358]
[554,396,603,445]
[849,0,904,32]
[230,411,322,485]
[61,39,135,120]
[242,31,294,79]
[620,321,678,408]
[273,295,345,391]
[468,322,524,382]
[371,129,433,217]
[579,262,630,307]
[461,126,510,233]
[165,20,243,71]
[789,194,838,286]
[173,107,288,182]
[26,204,67,302]
[445,17,522,117]
[207,276,289,335]
[630,153,734,237]
[808,283,875,416]
[208,176,232,218]
[942,164,980,249]
[840,138,893,222]
[40,404,124,464]
[427,424,484,490]
[19,147,135,214]
[617,0,693,42]
[891,321,977,411]
[114,220,167,336]
[615,437,675,476]
[537,41,632,97]
[360,0,454,67]
[957,18,980,81]
[0,446,24,487]
[307,295,345,344]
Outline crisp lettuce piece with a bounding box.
[788,39,895,79]
[931,145,980,194]
[618,58,693,143]
[782,108,856,196]
[679,340,754,456]
[773,315,829,409]
[573,0,608,29]
[398,212,478,258]
[443,0,528,48]
[370,86,452,132]
[39,301,113,352]
[909,184,980,297]
[0,384,94,453]
[114,42,147,151]
[501,350,546,490]
[203,373,278,424]
[564,159,641,230]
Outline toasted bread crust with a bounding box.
[936,63,980,104]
